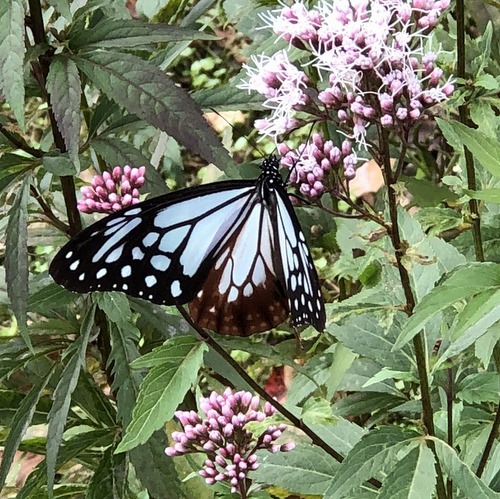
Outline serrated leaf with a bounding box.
[309,418,366,456]
[0,0,26,128]
[17,428,114,499]
[5,172,31,347]
[433,438,500,499]
[47,0,72,19]
[69,19,215,49]
[46,304,96,495]
[132,336,201,369]
[193,84,265,111]
[0,154,32,192]
[253,443,338,495]
[396,262,500,348]
[43,152,79,176]
[86,446,126,499]
[94,292,132,327]
[129,431,182,499]
[438,120,500,178]
[465,188,500,204]
[324,427,418,499]
[435,289,500,368]
[329,313,413,371]
[403,176,459,207]
[0,365,56,489]
[457,372,500,404]
[117,336,207,452]
[74,51,232,168]
[378,443,436,499]
[46,57,81,165]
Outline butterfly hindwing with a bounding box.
[49,181,256,305]
[189,198,289,336]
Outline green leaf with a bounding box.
[0,0,26,128]
[0,365,56,489]
[403,176,459,208]
[129,431,182,499]
[69,19,215,49]
[438,120,500,178]
[457,372,500,404]
[396,263,500,348]
[378,443,436,499]
[329,313,413,371]
[465,188,500,204]
[46,57,82,166]
[475,322,500,367]
[94,292,132,327]
[252,443,338,496]
[435,289,500,367]
[433,438,500,498]
[72,371,117,427]
[86,446,126,499]
[0,154,32,192]
[17,428,114,499]
[309,418,366,456]
[46,304,96,495]
[74,51,232,168]
[5,172,31,347]
[116,336,207,452]
[193,84,265,111]
[324,427,418,498]
[42,152,79,176]
[47,0,71,19]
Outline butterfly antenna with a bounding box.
[283,121,318,184]
[208,107,266,159]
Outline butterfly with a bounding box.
[49,156,326,336]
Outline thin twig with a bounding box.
[0,125,43,157]
[30,185,71,233]
[175,305,383,490]
[28,0,82,236]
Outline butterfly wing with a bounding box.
[188,199,289,336]
[271,186,326,332]
[49,180,257,305]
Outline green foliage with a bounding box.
[0,0,499,498]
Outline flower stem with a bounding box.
[377,126,448,499]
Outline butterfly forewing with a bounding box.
[49,181,256,305]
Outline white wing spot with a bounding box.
[243,283,253,297]
[139,291,144,296]
[122,284,129,290]
[65,251,73,259]
[69,260,79,271]
[125,207,142,216]
[132,247,145,260]
[171,280,182,297]
[151,255,171,271]
[228,286,239,303]
[290,274,297,291]
[105,244,124,263]
[121,265,132,278]
[79,273,85,281]
[145,275,157,287]
[96,268,107,279]
[299,232,305,242]
[143,232,159,247]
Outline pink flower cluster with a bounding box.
[166,388,294,496]
[77,166,146,214]
[279,134,358,197]
[239,0,454,199]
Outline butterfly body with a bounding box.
[49,157,326,336]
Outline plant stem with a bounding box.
[377,126,447,499]
[176,306,384,490]
[446,367,454,496]
[28,0,82,236]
